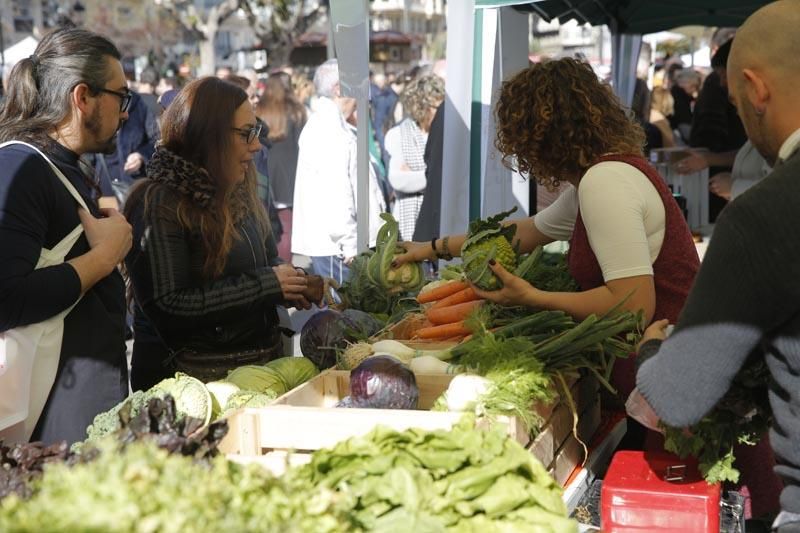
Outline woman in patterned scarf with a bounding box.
[384,74,445,241]
[123,77,314,389]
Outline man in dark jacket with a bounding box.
[631,1,800,525]
[0,28,132,444]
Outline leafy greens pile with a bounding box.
[661,357,772,484]
[288,419,576,533]
[1,400,576,532]
[0,439,348,533]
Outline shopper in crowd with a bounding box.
[669,68,701,142]
[291,73,315,110]
[156,76,178,97]
[685,35,748,221]
[370,72,398,163]
[291,59,386,282]
[222,73,283,244]
[708,139,771,201]
[396,57,699,408]
[123,77,312,389]
[630,3,800,521]
[256,74,308,262]
[412,101,445,244]
[137,66,161,116]
[0,28,132,444]
[649,87,676,147]
[384,74,445,241]
[93,90,159,206]
[631,78,664,152]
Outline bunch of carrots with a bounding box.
[414,280,484,340]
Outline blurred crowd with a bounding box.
[94,59,447,276]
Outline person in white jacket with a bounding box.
[291,59,386,283]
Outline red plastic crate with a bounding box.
[601,450,720,532]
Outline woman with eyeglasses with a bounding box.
[123,77,315,389]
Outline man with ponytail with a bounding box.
[0,28,133,444]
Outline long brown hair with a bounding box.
[494,58,646,189]
[255,74,307,141]
[0,28,121,200]
[126,77,267,279]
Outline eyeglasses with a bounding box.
[232,123,262,144]
[91,86,133,113]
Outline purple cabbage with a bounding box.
[349,355,419,410]
[300,309,357,370]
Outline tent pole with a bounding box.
[469,9,484,221]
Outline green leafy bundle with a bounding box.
[0,439,348,533]
[339,213,425,314]
[288,419,576,532]
[518,251,579,293]
[448,305,640,439]
[661,357,772,484]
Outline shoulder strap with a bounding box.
[0,141,90,212]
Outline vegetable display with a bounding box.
[288,419,576,532]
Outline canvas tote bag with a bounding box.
[0,141,88,443]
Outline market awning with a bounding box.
[476,0,770,34]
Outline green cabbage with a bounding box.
[264,357,319,390]
[85,373,212,444]
[225,365,287,396]
[205,381,241,419]
[222,390,276,416]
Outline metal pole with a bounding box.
[356,88,369,253]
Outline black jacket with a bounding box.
[0,143,128,444]
[125,151,285,388]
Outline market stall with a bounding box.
[0,2,781,531]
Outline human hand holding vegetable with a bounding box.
[637,318,669,351]
[272,264,309,308]
[471,259,542,307]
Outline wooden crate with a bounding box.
[527,373,600,468]
[220,371,528,458]
[547,396,603,486]
[220,370,602,483]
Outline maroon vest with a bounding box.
[567,154,700,399]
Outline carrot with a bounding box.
[416,280,469,304]
[430,286,480,309]
[414,321,473,340]
[426,300,484,325]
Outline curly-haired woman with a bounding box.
[384,74,445,240]
[124,77,313,389]
[396,58,700,402]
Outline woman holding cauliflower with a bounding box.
[395,58,700,402]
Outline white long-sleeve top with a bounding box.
[291,97,387,258]
[384,122,427,193]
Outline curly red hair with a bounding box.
[495,58,645,188]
